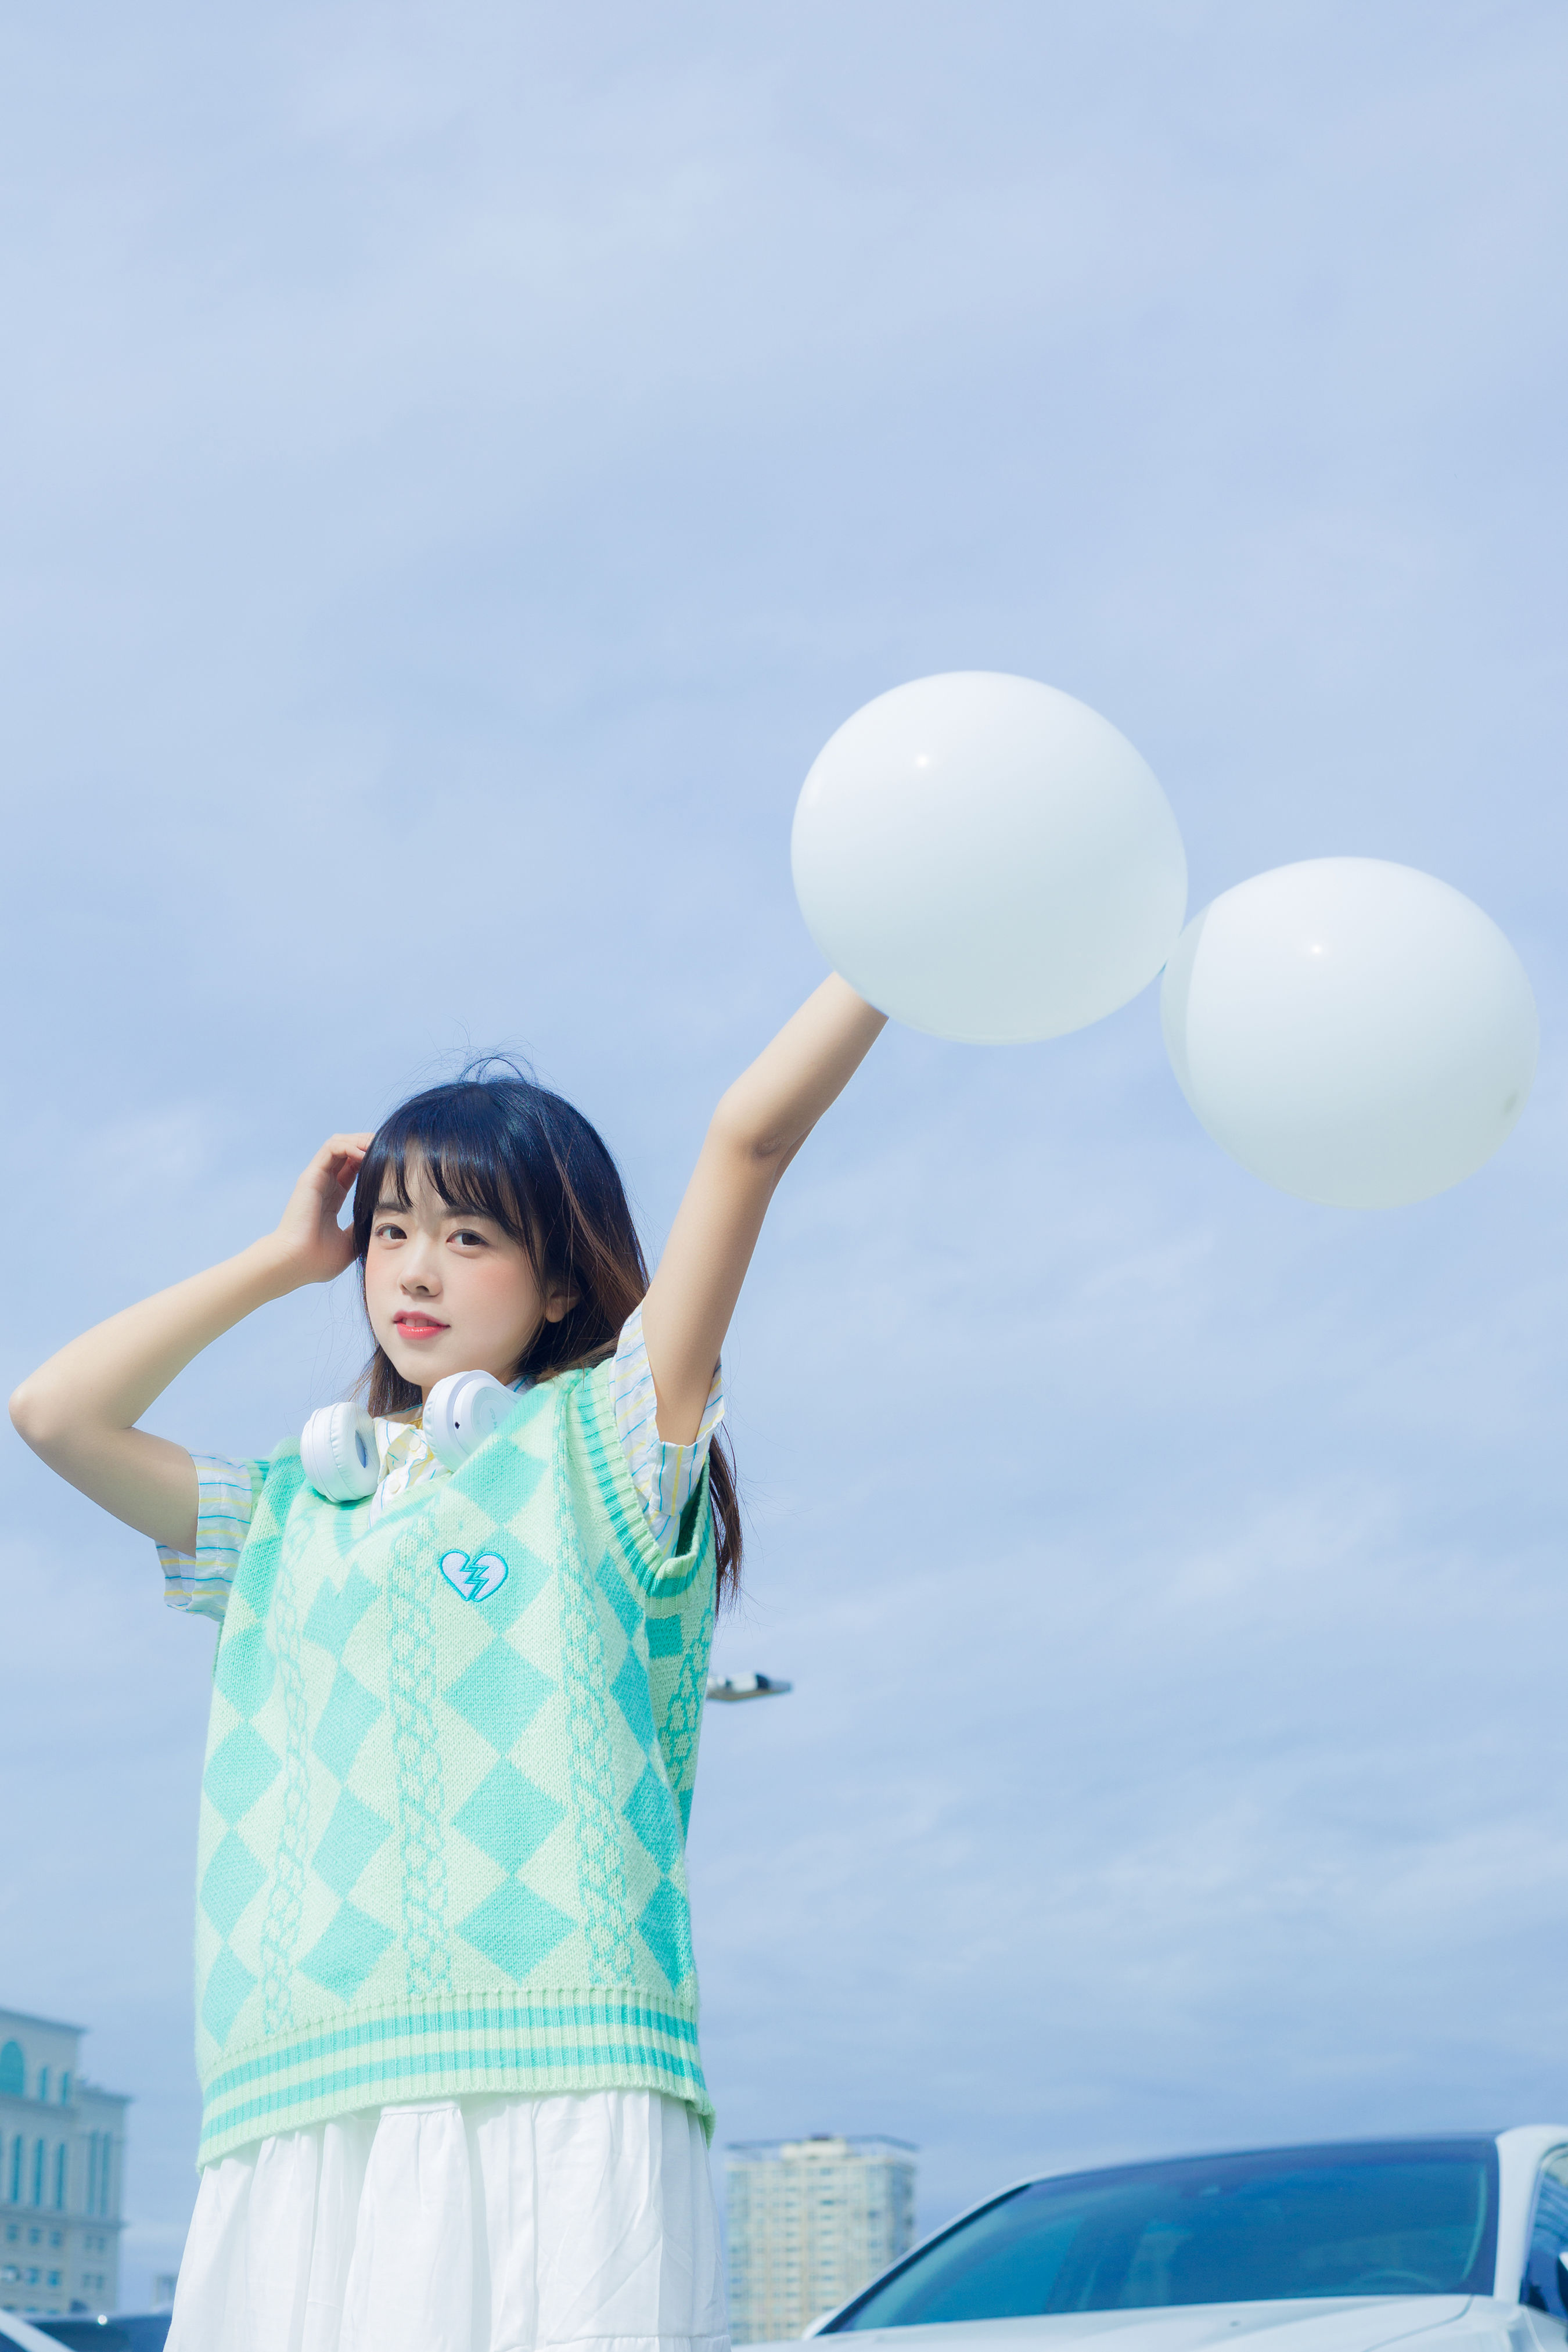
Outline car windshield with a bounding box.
[823,2141,1498,2330]
[29,2321,170,2351]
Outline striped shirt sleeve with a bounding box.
[156,1454,268,1624]
[610,1305,724,1557]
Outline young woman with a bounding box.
[10,974,886,2352]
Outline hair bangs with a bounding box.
[370,1101,533,1254]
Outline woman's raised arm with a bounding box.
[8,1133,372,1552]
[638,976,886,1444]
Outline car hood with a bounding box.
[792,2297,1474,2352]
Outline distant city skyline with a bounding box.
[727,2135,918,2340]
[0,2007,128,2319]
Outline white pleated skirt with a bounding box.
[167,2091,729,2352]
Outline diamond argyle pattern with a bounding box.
[621,1765,683,1876]
[200,1830,266,1939]
[301,1565,377,1660]
[211,1624,274,1717]
[610,1645,657,1752]
[456,1880,574,1979]
[441,1482,570,1984]
[190,1455,307,2080]
[299,1901,395,1998]
[635,1881,695,1990]
[445,1642,552,1750]
[310,1666,382,1781]
[202,1723,280,1825]
[311,1789,392,1897]
[454,1761,564,1873]
[201,1948,257,2047]
[192,1365,719,2166]
[646,1615,684,1659]
[611,1512,713,1966]
[295,1535,395,2008]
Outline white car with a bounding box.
[783,2131,1568,2352]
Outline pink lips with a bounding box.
[394,1314,449,1340]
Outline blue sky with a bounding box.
[3,0,1567,2308]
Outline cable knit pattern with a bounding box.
[385,1526,453,1998]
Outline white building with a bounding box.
[726,2134,918,2343]
[0,2007,130,2319]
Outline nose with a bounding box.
[400,1232,444,1294]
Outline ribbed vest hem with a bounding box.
[196,1987,711,2166]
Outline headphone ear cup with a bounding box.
[301,1403,379,1502]
[424,1371,513,1474]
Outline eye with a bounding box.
[451,1227,489,1250]
[373,1218,407,1242]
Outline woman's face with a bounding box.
[362,1157,563,1399]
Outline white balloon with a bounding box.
[791,671,1188,1044]
[1161,858,1538,1209]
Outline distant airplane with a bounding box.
[704,1671,793,1703]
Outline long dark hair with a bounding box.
[351,1071,741,1607]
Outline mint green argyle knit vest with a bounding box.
[191,1358,716,2167]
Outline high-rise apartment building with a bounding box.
[726,2134,918,2343]
[0,2007,130,2319]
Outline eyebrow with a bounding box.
[372,1200,501,1224]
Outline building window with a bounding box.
[0,2046,21,2099]
[98,2139,112,2217]
[59,2075,70,2107]
[53,2146,66,2210]
[37,2070,49,2106]
[86,2135,97,2216]
[31,2141,44,2208]
[7,2137,19,2204]
[46,2270,60,2288]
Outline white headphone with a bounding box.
[423,1369,515,1472]
[300,1370,515,1502]
[300,1401,379,1503]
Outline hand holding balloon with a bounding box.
[791,675,1535,1210]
